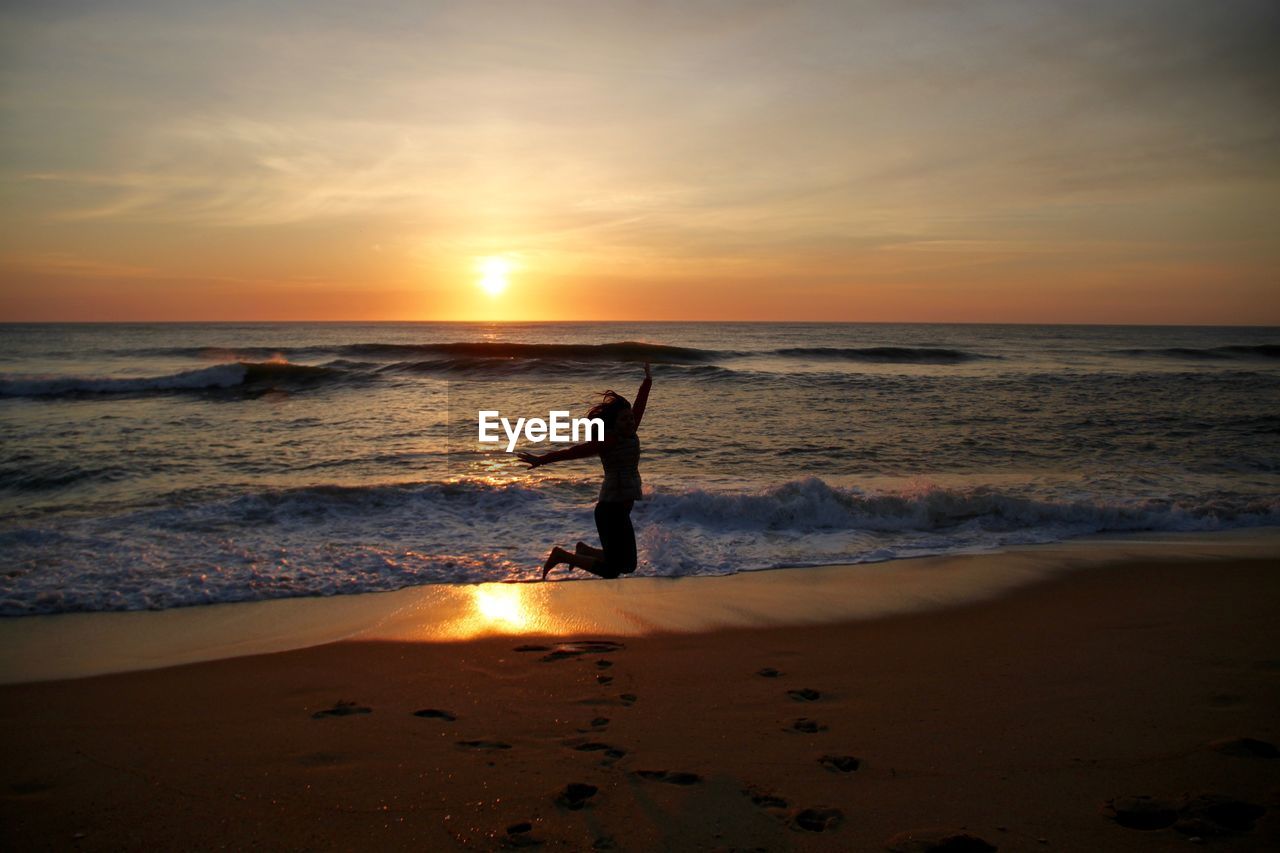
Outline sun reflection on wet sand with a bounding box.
[426,582,562,639]
[472,584,530,629]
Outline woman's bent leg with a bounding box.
[542,546,601,580]
[617,506,637,574]
[575,542,604,559]
[594,500,637,578]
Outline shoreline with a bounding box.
[2,527,1277,685]
[2,544,1278,849]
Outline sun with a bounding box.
[476,256,512,296]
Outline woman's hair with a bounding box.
[588,389,632,431]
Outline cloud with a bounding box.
[0,252,164,279]
[1,0,1277,321]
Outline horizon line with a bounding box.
[2,319,1278,329]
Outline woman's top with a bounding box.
[599,432,642,502]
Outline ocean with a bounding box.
[1,322,1277,615]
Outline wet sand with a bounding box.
[3,553,1279,850]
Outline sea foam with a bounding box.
[2,477,1276,615]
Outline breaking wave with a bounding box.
[771,346,995,363]
[133,341,721,365]
[0,362,342,398]
[1118,344,1280,361]
[117,340,1009,369]
[2,477,1275,614]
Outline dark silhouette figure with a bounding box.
[519,363,652,580]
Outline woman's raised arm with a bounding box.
[632,362,653,428]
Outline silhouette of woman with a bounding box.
[519,362,652,580]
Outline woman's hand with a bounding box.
[516,451,544,469]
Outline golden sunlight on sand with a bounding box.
[429,581,570,640]
[472,583,531,628]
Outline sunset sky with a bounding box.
[1,0,1277,323]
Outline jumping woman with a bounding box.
[518,362,652,580]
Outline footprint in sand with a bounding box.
[596,659,613,669]
[787,688,821,702]
[742,789,841,834]
[1103,792,1266,835]
[788,718,827,734]
[555,782,598,810]
[634,769,702,785]
[596,674,614,685]
[457,739,512,750]
[818,754,861,773]
[1102,795,1181,830]
[1174,793,1267,836]
[1207,736,1279,758]
[573,694,634,708]
[503,821,541,848]
[570,741,613,753]
[789,807,843,833]
[757,667,783,678]
[576,716,611,733]
[529,641,626,662]
[884,828,996,851]
[541,649,588,662]
[569,742,627,765]
[311,701,371,719]
[743,787,788,810]
[412,708,457,721]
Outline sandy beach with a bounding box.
[3,538,1279,851]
